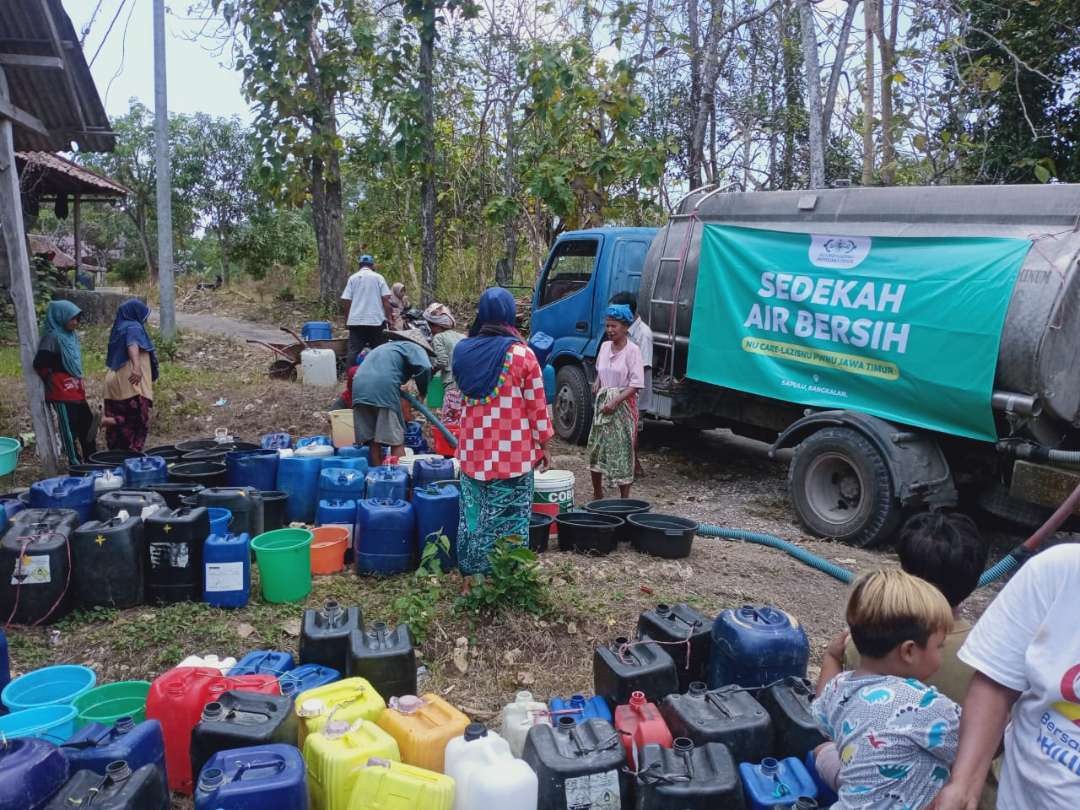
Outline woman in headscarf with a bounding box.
[587,304,644,500]
[422,302,464,424]
[103,299,159,452]
[33,300,97,462]
[388,282,409,330]
[452,287,553,581]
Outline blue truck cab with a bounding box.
[530,227,657,443]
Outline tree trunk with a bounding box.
[798,0,825,188]
[310,153,345,306]
[419,8,437,306]
[686,0,703,189]
[780,0,798,189]
[861,0,877,185]
[127,207,156,278]
[876,0,899,185]
[823,0,859,142]
[219,227,231,285]
[497,93,516,287]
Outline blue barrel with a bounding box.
[318,468,366,504]
[412,483,458,571]
[709,605,810,689]
[318,456,369,476]
[364,466,408,502]
[413,458,456,488]
[355,499,415,575]
[335,445,368,461]
[203,533,250,609]
[317,499,357,530]
[260,433,292,450]
[123,456,168,487]
[28,476,95,522]
[301,321,333,341]
[403,421,429,454]
[276,456,321,524]
[226,450,280,492]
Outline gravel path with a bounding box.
[150,310,286,345]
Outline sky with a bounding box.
[72,0,252,120]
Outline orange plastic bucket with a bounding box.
[310,526,349,575]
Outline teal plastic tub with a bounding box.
[2,664,96,711]
[0,437,19,476]
[0,704,78,743]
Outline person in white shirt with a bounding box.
[611,292,653,477]
[340,254,393,359]
[934,543,1080,810]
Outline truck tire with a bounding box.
[788,427,901,548]
[976,482,1054,531]
[554,365,593,445]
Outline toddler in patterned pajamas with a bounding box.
[812,569,961,809]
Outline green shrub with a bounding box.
[455,537,551,619]
[113,257,148,285]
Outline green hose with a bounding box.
[402,391,458,449]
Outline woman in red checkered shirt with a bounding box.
[451,288,553,579]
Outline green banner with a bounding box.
[687,225,1031,441]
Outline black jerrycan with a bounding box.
[0,509,80,625]
[44,760,169,810]
[659,682,773,763]
[636,603,712,692]
[348,621,417,700]
[189,690,297,782]
[636,738,745,810]
[71,514,145,608]
[143,507,210,604]
[300,600,362,673]
[593,636,678,708]
[758,677,827,759]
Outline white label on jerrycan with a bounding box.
[205,562,244,592]
[11,555,50,584]
[565,770,620,810]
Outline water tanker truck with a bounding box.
[530,184,1080,546]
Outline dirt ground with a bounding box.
[0,311,1018,808]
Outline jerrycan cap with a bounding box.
[687,682,708,696]
[792,799,819,810]
[629,691,647,708]
[556,715,577,730]
[655,603,671,616]
[201,702,224,721]
[760,757,780,777]
[366,757,392,769]
[298,698,326,718]
[105,760,132,782]
[569,694,586,708]
[114,716,135,734]
[198,768,225,791]
[735,605,788,627]
[324,719,351,738]
[672,738,694,753]
[389,695,424,714]
[464,723,488,742]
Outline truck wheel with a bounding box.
[976,483,1054,531]
[788,427,901,548]
[554,365,593,445]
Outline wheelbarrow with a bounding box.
[278,327,351,376]
[247,339,300,380]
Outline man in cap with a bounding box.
[351,329,433,467]
[340,254,394,359]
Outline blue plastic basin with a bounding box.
[2,664,97,711]
[0,704,78,743]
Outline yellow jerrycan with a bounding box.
[376,694,470,773]
[346,758,454,810]
[304,717,401,810]
[295,677,386,747]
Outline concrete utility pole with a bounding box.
[153,0,176,339]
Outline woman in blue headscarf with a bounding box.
[33,300,97,462]
[103,299,159,451]
[451,287,553,582]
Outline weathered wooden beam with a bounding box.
[0,68,59,475]
[0,94,49,137]
[1010,460,1080,515]
[0,53,64,70]
[37,0,85,129]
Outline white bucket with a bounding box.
[533,469,574,538]
[301,348,338,387]
[329,409,355,448]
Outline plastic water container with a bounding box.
[277,455,322,523]
[61,717,165,777]
[759,677,827,759]
[261,432,292,451]
[356,499,415,575]
[614,691,673,767]
[302,320,333,341]
[29,476,95,522]
[501,691,551,758]
[296,443,335,459]
[146,666,280,794]
[70,680,151,728]
[348,758,455,810]
[71,514,145,608]
[92,470,124,496]
[522,717,629,810]
[197,487,264,538]
[318,499,357,542]
[593,637,678,707]
[304,718,402,810]
[638,739,744,809]
[739,756,817,810]
[365,466,409,502]
[300,601,363,673]
[144,507,211,604]
[0,704,78,744]
[176,655,236,674]
[250,528,312,604]
[0,736,69,810]
[532,470,574,539]
[48,761,169,809]
[528,332,554,365]
[377,693,471,773]
[0,627,8,693]
[226,450,280,492]
[320,455,369,477]
[229,650,295,677]
[190,690,297,781]
[319,468,366,503]
[204,532,250,609]
[349,622,417,700]
[709,606,809,689]
[0,509,80,625]
[412,458,456,487]
[194,744,307,810]
[445,724,538,810]
[412,483,459,571]
[95,490,165,522]
[637,603,713,691]
[294,677,386,748]
[123,455,168,487]
[278,664,339,699]
[404,421,429,454]
[3,664,96,712]
[548,694,612,726]
[662,681,774,763]
[259,490,289,532]
[302,348,338,387]
[336,445,368,460]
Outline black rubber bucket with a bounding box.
[67,462,119,476]
[144,444,183,462]
[168,461,228,488]
[584,499,651,543]
[528,513,553,553]
[89,449,144,466]
[555,512,623,556]
[136,482,206,509]
[175,438,219,453]
[628,513,699,559]
[259,490,289,532]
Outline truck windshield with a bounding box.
[539,238,599,306]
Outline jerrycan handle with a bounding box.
[234,756,287,780]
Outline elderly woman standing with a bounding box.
[104,299,159,452]
[588,304,644,500]
[422,303,464,424]
[388,282,409,330]
[452,288,552,579]
[33,300,97,462]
